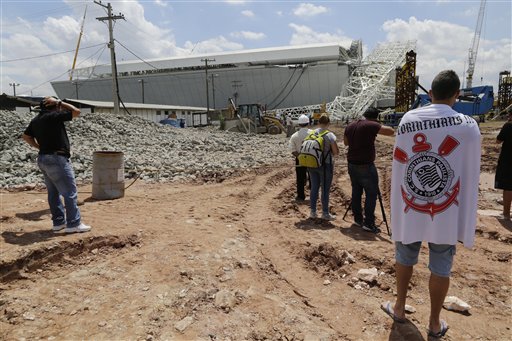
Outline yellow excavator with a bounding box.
[227,99,285,134]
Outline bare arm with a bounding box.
[60,101,80,118]
[22,133,39,150]
[378,125,395,136]
[43,97,80,118]
[331,141,339,156]
[343,135,349,146]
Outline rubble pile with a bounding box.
[0,110,290,188]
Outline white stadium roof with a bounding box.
[74,42,352,78]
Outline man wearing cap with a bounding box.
[343,107,394,233]
[22,96,91,234]
[288,114,311,202]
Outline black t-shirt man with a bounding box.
[24,103,73,158]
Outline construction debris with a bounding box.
[0,110,290,188]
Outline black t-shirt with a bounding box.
[344,119,381,164]
[497,121,512,169]
[24,109,73,157]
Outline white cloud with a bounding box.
[1,1,186,96]
[154,0,168,7]
[382,17,511,90]
[183,36,243,54]
[288,23,352,47]
[224,0,246,4]
[241,10,254,17]
[293,3,327,18]
[276,11,283,17]
[231,31,266,40]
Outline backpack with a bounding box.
[298,130,330,168]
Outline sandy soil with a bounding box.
[1,122,510,341]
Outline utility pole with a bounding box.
[95,1,124,114]
[138,79,145,103]
[9,82,20,97]
[231,80,243,106]
[211,73,218,109]
[201,58,215,113]
[72,81,79,99]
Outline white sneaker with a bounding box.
[64,223,91,233]
[321,213,336,221]
[52,224,66,233]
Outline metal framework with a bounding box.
[274,41,416,121]
[497,70,512,111]
[395,50,417,113]
[328,40,416,120]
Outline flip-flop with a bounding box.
[380,301,406,323]
[427,319,449,338]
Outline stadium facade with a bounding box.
[51,42,361,110]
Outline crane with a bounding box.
[465,0,486,88]
[70,5,87,80]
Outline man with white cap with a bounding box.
[288,114,311,202]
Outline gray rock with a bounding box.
[174,316,194,333]
[214,289,237,310]
[357,268,378,283]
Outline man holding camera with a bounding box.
[22,97,91,234]
[343,107,394,233]
[383,70,481,338]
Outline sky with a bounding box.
[1,0,511,101]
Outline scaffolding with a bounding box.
[327,40,416,120]
[394,50,417,113]
[274,41,416,120]
[497,71,512,112]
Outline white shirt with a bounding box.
[391,104,481,248]
[288,127,311,154]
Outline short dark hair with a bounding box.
[318,114,330,125]
[363,107,379,119]
[431,70,460,100]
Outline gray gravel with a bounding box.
[0,110,291,188]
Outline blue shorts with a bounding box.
[395,241,456,278]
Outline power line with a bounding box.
[0,43,105,63]
[114,39,159,70]
[25,44,107,95]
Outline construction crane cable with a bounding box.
[25,44,107,94]
[0,43,105,63]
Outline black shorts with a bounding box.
[495,162,512,190]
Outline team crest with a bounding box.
[393,133,460,218]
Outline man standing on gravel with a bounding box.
[382,70,481,338]
[22,96,91,234]
[288,114,311,202]
[343,107,394,233]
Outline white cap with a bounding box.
[298,114,309,124]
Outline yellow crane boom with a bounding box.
[70,5,87,81]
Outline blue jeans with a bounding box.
[348,162,378,225]
[37,154,81,228]
[308,163,333,214]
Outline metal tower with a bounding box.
[466,0,486,88]
[497,71,512,112]
[327,40,416,121]
[273,40,415,121]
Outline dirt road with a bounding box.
[1,123,510,341]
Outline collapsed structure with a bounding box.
[52,40,416,121]
[52,42,362,111]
